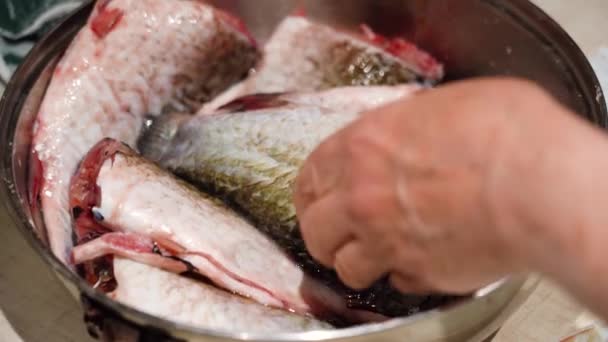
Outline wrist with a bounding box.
[497,102,608,319]
[514,110,608,318]
[487,100,608,277]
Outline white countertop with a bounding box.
[1,1,607,341]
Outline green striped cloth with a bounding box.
[0,0,84,93]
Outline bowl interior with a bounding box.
[0,0,605,341]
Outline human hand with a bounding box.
[294,77,584,295]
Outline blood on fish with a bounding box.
[360,24,383,44]
[96,0,112,11]
[359,24,443,80]
[72,232,193,274]
[71,232,195,287]
[101,232,154,253]
[150,235,187,255]
[291,6,307,17]
[69,138,124,241]
[214,8,257,47]
[68,138,125,287]
[90,1,124,39]
[28,151,44,214]
[80,255,116,292]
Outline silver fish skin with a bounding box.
[31,0,258,264]
[141,85,420,250]
[111,258,333,333]
[198,16,441,114]
[69,139,384,324]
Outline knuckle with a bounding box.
[343,124,387,166]
[298,218,313,244]
[345,186,376,223]
[298,218,328,265]
[335,255,365,289]
[307,243,333,268]
[308,247,332,268]
[294,166,316,209]
[389,273,418,292]
[406,259,426,278]
[394,252,427,278]
[390,272,433,294]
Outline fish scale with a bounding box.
[161,104,359,237]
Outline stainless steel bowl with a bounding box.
[0,1,604,341]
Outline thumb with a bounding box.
[293,129,347,214]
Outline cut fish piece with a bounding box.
[31,0,259,264]
[70,139,385,324]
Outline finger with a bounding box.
[334,241,391,290]
[299,191,354,267]
[294,131,346,214]
[389,273,434,295]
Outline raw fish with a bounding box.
[31,0,258,264]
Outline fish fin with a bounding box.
[137,113,190,163]
[217,93,291,112]
[71,232,191,275]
